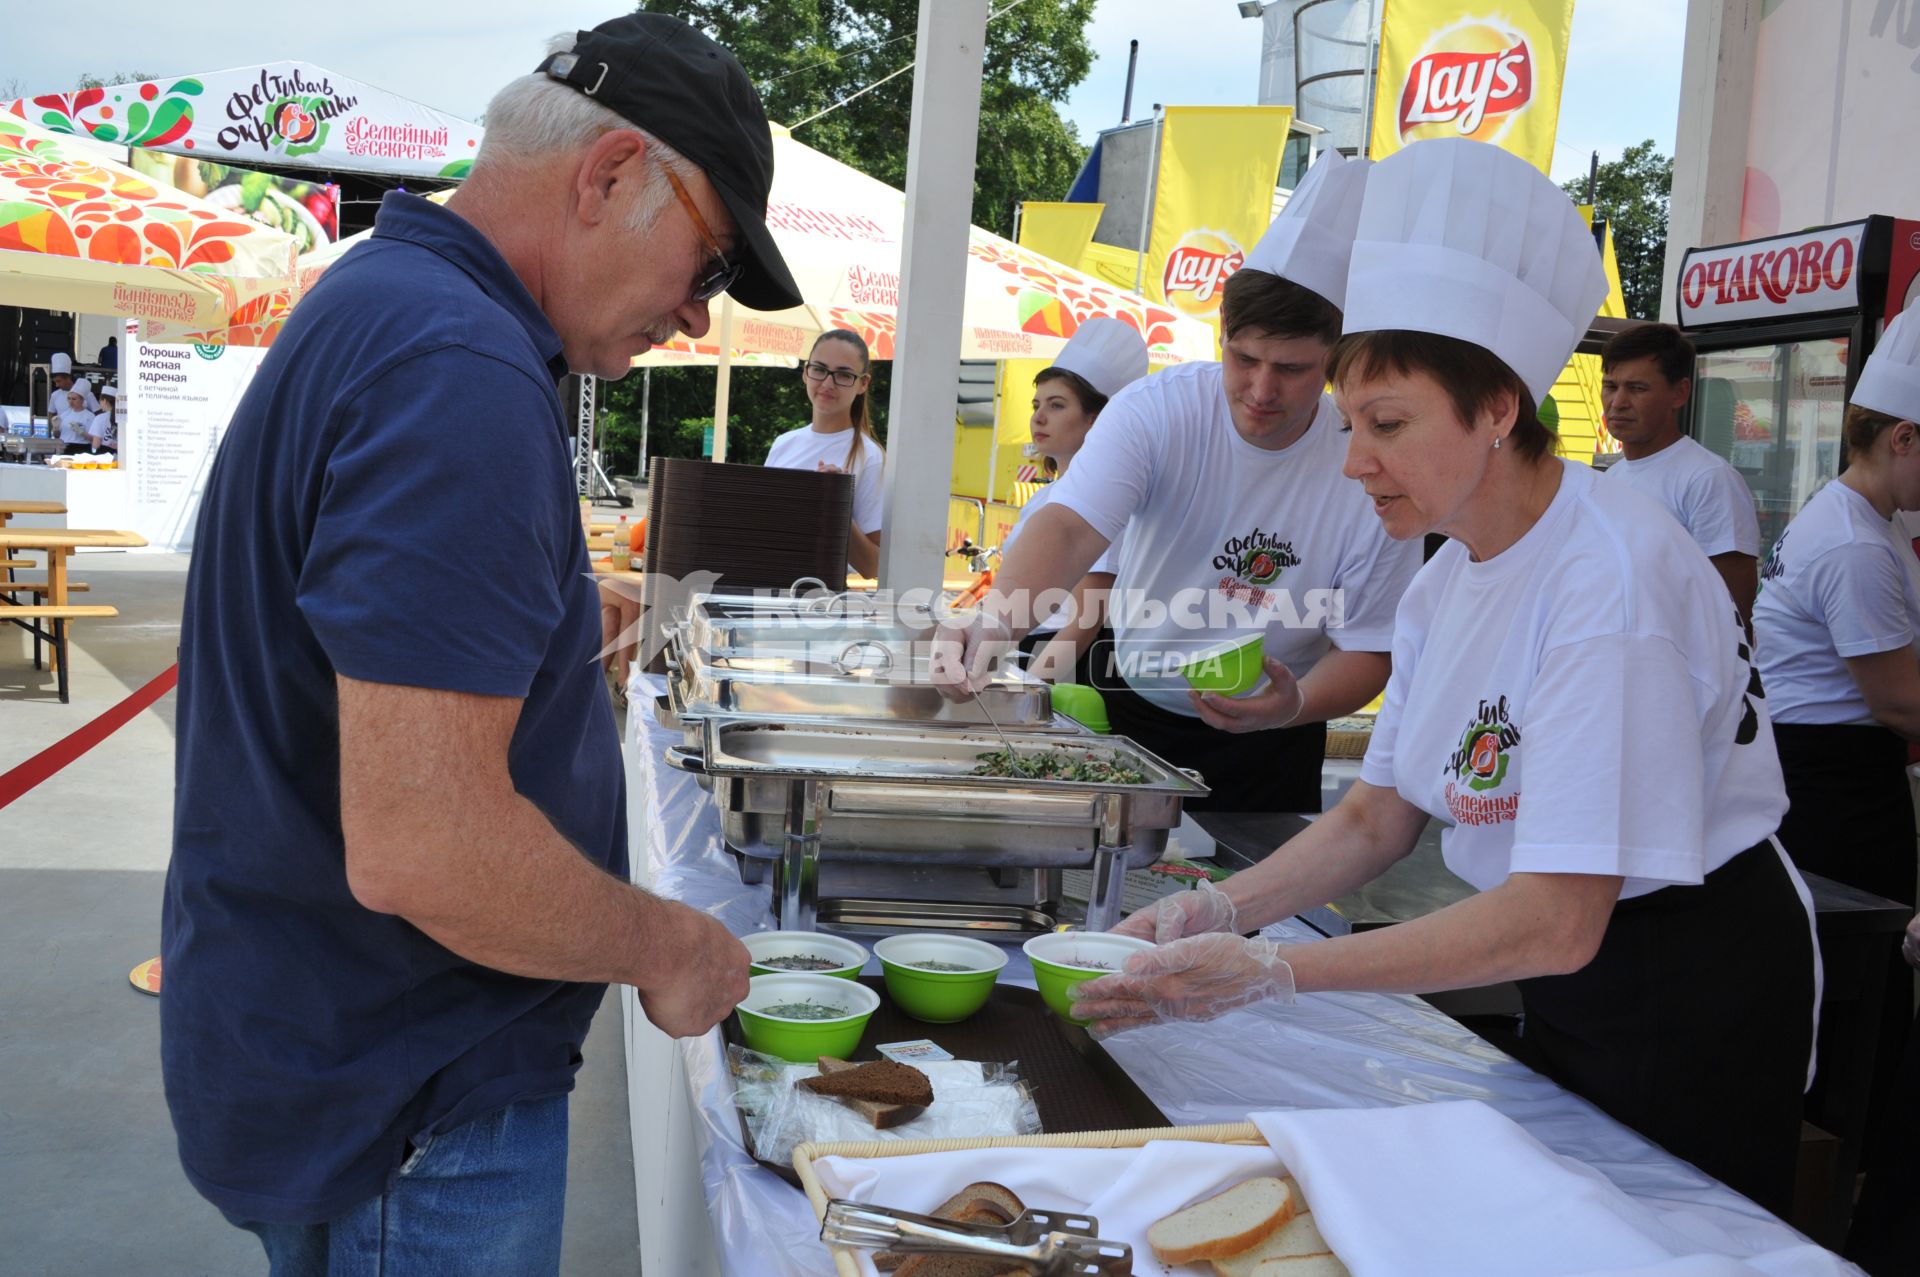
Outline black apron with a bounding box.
[1772,721,1916,1236]
[1511,840,1817,1219]
[1095,675,1326,813]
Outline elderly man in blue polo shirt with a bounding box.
[161,15,803,1274]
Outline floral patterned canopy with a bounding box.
[640,129,1216,368]
[0,115,297,331]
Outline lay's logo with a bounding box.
[1161,229,1245,319]
[1396,22,1535,142]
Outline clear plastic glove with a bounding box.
[929,612,1017,700]
[1068,933,1295,1037]
[1110,879,1240,944]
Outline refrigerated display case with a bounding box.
[1677,215,1920,558]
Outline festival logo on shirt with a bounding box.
[1443,695,1521,825]
[1212,528,1301,606]
[1760,530,1788,582]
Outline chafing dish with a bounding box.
[681,587,934,653]
[664,719,1208,931]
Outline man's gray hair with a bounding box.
[474,32,694,234]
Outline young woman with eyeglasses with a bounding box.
[764,329,886,578]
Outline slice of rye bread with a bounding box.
[800,1057,934,1108]
[808,1058,928,1130]
[1212,1210,1326,1277]
[1148,1176,1297,1265]
[875,1183,1024,1272]
[1250,1253,1349,1276]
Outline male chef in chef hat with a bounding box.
[48,352,97,416]
[1086,134,1826,1215]
[936,150,1424,815]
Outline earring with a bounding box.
[1493,435,1503,450]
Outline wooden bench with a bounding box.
[0,603,118,703]
[0,581,90,594]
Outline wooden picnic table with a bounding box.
[0,527,146,701]
[0,499,67,528]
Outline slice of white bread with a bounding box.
[1212,1210,1326,1277]
[1251,1253,1349,1276]
[1148,1176,1297,1265]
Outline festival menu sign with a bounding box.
[124,324,265,551]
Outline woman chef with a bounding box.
[1752,300,1920,1256]
[1073,138,1820,1218]
[1000,317,1148,679]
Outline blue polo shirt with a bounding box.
[162,192,625,1225]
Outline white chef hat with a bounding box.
[1049,317,1149,399]
[50,352,72,375]
[100,383,119,400]
[1853,300,1920,424]
[1343,138,1609,403]
[1241,150,1372,310]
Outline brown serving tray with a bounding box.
[724,976,1169,1185]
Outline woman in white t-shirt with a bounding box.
[89,384,118,454]
[1003,318,1147,682]
[55,389,94,455]
[763,329,884,578]
[1075,138,1818,1218]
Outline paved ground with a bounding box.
[0,529,641,1275]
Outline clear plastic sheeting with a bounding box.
[625,675,1854,1277]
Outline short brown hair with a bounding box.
[1601,323,1695,385]
[1328,330,1551,460]
[1844,403,1909,459]
[1221,269,1343,344]
[1032,367,1108,477]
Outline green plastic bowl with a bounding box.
[734,973,880,1063]
[743,930,868,980]
[1180,634,1266,696]
[874,934,1008,1023]
[1049,683,1111,733]
[1023,931,1157,1025]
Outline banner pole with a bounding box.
[1133,106,1163,295]
[1361,0,1383,158]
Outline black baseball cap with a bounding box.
[537,13,802,313]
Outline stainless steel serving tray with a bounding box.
[668,641,1057,732]
[682,589,934,652]
[673,719,1208,869]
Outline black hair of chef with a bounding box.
[1328,329,1552,461]
[1031,366,1109,477]
[1600,322,1695,385]
[1845,403,1912,459]
[1219,268,1343,346]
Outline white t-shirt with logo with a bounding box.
[1047,362,1421,713]
[55,407,93,445]
[1001,483,1120,636]
[1600,434,1760,557]
[1360,461,1786,900]
[89,411,116,448]
[764,425,886,536]
[1752,479,1920,725]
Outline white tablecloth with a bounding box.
[623,676,1857,1277]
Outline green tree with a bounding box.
[595,1,1096,480]
[77,72,159,91]
[1562,140,1672,321]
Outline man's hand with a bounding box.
[929,612,1018,701]
[1187,656,1304,733]
[1904,913,1920,971]
[634,900,752,1038]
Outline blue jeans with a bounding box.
[228,1094,569,1277]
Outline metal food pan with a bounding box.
[677,720,1207,869]
[670,653,1056,731]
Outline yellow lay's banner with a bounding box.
[1017,202,1105,277]
[1369,0,1576,174]
[1144,105,1292,336]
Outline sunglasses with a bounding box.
[803,362,864,387]
[662,166,742,304]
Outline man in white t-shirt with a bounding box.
[1599,323,1761,621]
[934,153,1422,812]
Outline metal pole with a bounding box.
[876,0,991,592]
[638,367,651,480]
[572,375,597,497]
[1360,0,1383,158]
[1121,39,1139,124]
[1133,106,1163,296]
[710,297,736,463]
[1587,151,1600,207]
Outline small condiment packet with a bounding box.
[876,1039,955,1064]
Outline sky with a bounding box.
[4,0,1686,187]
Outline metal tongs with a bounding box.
[822,1200,1132,1275]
